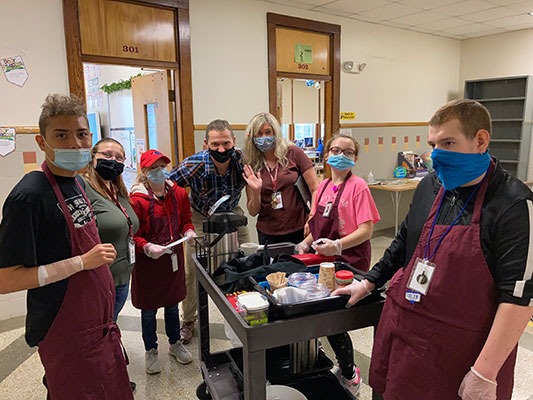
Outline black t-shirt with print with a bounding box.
[0,171,92,347]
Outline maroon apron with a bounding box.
[38,162,132,400]
[308,172,372,272]
[131,184,186,310]
[369,162,516,400]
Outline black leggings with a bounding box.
[257,228,305,246]
[327,332,355,379]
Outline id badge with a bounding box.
[271,191,283,210]
[171,253,178,272]
[323,202,333,218]
[128,238,136,264]
[407,258,435,295]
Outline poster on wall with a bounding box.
[1,56,28,87]
[0,128,16,156]
[110,129,136,170]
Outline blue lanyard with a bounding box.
[423,174,488,261]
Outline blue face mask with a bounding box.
[327,154,355,170]
[44,139,91,172]
[254,136,276,152]
[431,148,491,191]
[147,168,169,185]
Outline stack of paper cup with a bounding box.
[318,262,335,292]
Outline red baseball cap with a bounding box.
[140,149,171,169]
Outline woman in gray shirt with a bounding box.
[82,138,139,321]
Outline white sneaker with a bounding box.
[169,341,193,364]
[332,366,362,398]
[145,348,162,374]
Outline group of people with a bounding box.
[0,93,531,400]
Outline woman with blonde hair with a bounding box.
[243,112,319,245]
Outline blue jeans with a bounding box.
[113,282,130,322]
[141,304,181,351]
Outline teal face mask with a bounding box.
[327,154,355,170]
[43,139,91,172]
[148,168,169,184]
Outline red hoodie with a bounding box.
[130,180,195,252]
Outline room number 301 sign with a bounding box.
[122,45,140,54]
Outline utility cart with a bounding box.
[192,253,385,400]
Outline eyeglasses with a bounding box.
[329,146,356,158]
[96,151,125,162]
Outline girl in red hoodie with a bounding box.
[130,149,197,374]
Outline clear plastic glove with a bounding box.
[331,279,373,307]
[296,241,310,254]
[458,367,497,400]
[184,229,197,242]
[312,238,342,256]
[143,243,172,259]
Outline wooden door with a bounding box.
[132,71,177,168]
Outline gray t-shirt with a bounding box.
[83,178,139,286]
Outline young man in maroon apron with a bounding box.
[0,95,133,400]
[334,99,533,400]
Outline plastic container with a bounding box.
[267,385,307,400]
[335,270,354,289]
[288,272,317,288]
[299,282,330,300]
[236,292,269,326]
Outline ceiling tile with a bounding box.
[347,14,383,23]
[398,0,463,10]
[433,0,497,16]
[380,20,412,29]
[320,0,393,14]
[502,20,533,29]
[389,10,448,25]
[417,17,472,30]
[507,1,533,13]
[462,6,522,21]
[485,13,533,26]
[312,6,353,17]
[462,27,506,37]
[408,25,439,33]
[358,3,422,20]
[445,22,498,34]
[259,0,319,8]
[484,0,527,5]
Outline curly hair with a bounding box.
[38,94,88,136]
[243,112,292,172]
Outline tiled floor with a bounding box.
[0,235,532,399]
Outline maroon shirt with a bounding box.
[256,146,313,235]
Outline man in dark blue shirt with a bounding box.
[169,119,251,343]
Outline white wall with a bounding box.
[0,0,68,126]
[459,28,533,92]
[189,0,461,124]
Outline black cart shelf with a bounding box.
[193,254,385,400]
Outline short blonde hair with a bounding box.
[243,112,291,171]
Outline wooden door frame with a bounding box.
[267,13,340,145]
[62,0,194,163]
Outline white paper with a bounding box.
[163,236,188,250]
[0,128,16,156]
[1,56,28,87]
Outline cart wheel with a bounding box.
[196,382,212,400]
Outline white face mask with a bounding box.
[42,138,91,172]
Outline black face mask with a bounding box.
[209,147,234,164]
[95,158,125,181]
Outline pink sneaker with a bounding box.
[332,366,362,398]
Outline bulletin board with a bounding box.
[275,27,330,76]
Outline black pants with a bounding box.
[257,228,305,246]
[327,332,355,379]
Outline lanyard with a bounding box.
[267,163,279,192]
[423,173,488,262]
[103,182,133,238]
